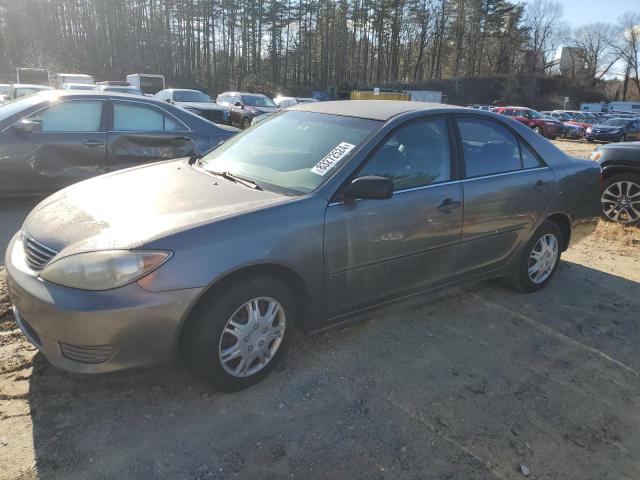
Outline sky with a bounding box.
[520,0,635,27]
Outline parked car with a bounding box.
[590,142,640,225]
[155,88,230,125]
[273,96,318,109]
[0,90,238,195]
[94,84,144,96]
[470,104,493,111]
[552,110,596,130]
[540,112,585,139]
[7,84,53,100]
[60,82,96,91]
[216,91,280,129]
[586,118,640,143]
[493,106,562,139]
[5,101,601,390]
[0,84,10,96]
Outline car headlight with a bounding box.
[39,250,171,290]
[590,151,602,161]
[586,127,592,133]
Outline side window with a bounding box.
[457,118,521,177]
[357,118,451,190]
[113,103,185,132]
[520,142,543,169]
[503,109,515,116]
[24,101,103,132]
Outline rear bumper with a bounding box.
[5,233,201,373]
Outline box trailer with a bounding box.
[16,68,50,86]
[580,102,606,113]
[56,73,94,87]
[126,74,165,95]
[607,101,640,113]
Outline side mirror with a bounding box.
[234,101,243,108]
[342,176,393,201]
[12,119,37,135]
[165,98,173,103]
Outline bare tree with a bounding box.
[571,23,619,85]
[523,0,564,74]
[614,13,640,99]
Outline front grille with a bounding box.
[59,342,117,364]
[21,232,58,271]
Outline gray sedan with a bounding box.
[5,101,601,390]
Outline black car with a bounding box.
[216,91,280,129]
[0,91,238,195]
[586,118,640,143]
[591,142,640,225]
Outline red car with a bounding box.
[493,107,562,139]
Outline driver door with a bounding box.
[323,117,463,318]
[0,99,107,194]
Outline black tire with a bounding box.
[240,117,251,129]
[504,220,563,293]
[181,276,296,391]
[601,172,640,225]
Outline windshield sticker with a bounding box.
[311,142,356,176]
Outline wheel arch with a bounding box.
[178,262,314,342]
[545,212,572,251]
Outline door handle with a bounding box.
[533,180,546,193]
[83,140,104,148]
[436,198,461,213]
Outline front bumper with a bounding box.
[5,233,201,373]
[586,132,622,142]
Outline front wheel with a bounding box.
[601,173,640,225]
[181,276,296,391]
[240,117,251,129]
[504,220,562,293]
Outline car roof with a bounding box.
[290,100,465,121]
[25,90,161,103]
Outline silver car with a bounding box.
[5,101,601,390]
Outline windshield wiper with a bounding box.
[212,170,262,190]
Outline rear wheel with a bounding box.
[504,220,562,293]
[181,276,296,391]
[601,173,640,225]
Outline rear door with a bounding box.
[324,117,463,317]
[454,116,555,275]
[106,100,197,171]
[0,99,106,194]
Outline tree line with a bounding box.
[0,0,638,98]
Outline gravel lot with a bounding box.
[1,139,639,480]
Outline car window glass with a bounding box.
[357,118,451,190]
[520,142,542,169]
[113,103,185,131]
[458,118,521,177]
[26,100,102,132]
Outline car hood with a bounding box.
[177,101,225,111]
[248,106,279,115]
[22,160,287,256]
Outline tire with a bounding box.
[601,173,640,225]
[180,276,296,391]
[504,220,563,293]
[240,117,251,129]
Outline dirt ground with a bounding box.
[1,140,639,480]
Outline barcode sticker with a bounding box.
[311,142,356,176]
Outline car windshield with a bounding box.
[526,109,544,119]
[601,118,629,127]
[242,94,276,107]
[0,93,46,122]
[174,90,212,103]
[199,111,381,194]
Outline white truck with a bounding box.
[126,74,165,96]
[607,101,640,113]
[56,73,94,87]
